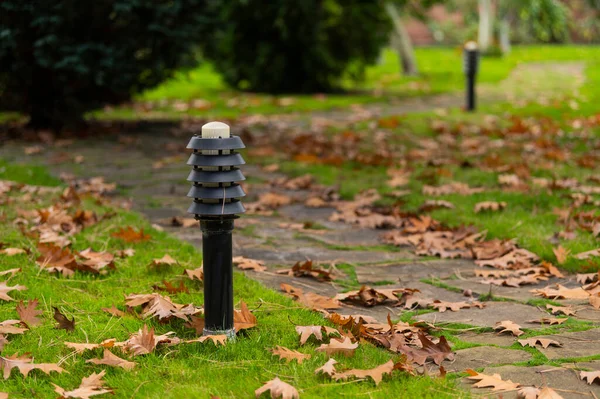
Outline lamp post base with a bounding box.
[203,327,237,341]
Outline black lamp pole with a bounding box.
[186,122,246,339]
[463,41,480,112]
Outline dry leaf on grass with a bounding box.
[149,254,178,269]
[527,318,567,325]
[255,378,299,399]
[531,285,589,300]
[397,334,454,366]
[474,201,506,213]
[465,369,521,392]
[0,268,21,278]
[580,370,600,384]
[16,299,42,327]
[0,281,26,301]
[53,370,113,399]
[233,256,266,272]
[574,249,600,260]
[315,337,358,357]
[53,307,75,331]
[64,339,117,354]
[518,338,562,349]
[315,358,338,377]
[101,305,128,318]
[234,300,257,331]
[332,360,394,386]
[590,295,600,310]
[86,349,135,370]
[125,293,199,322]
[0,248,26,256]
[495,320,524,336]
[270,346,311,364]
[184,267,203,282]
[0,320,28,335]
[552,246,570,265]
[1,353,64,379]
[110,227,150,242]
[152,280,188,294]
[295,325,339,345]
[280,283,341,310]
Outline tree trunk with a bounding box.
[499,17,511,54]
[385,3,418,76]
[478,0,494,52]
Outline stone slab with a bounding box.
[440,279,547,303]
[445,346,531,373]
[356,259,475,285]
[456,332,517,347]
[462,364,600,399]
[535,329,600,360]
[417,301,547,329]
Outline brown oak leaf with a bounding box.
[295,325,339,345]
[580,370,600,385]
[233,256,266,272]
[332,360,394,386]
[531,285,589,300]
[495,320,524,336]
[1,353,64,379]
[53,370,113,398]
[149,254,178,269]
[0,281,26,301]
[184,267,204,282]
[0,320,28,335]
[397,333,454,366]
[553,246,570,265]
[278,260,332,282]
[474,201,507,213]
[233,300,257,331]
[16,299,43,327]
[590,294,600,310]
[64,339,117,354]
[465,368,521,392]
[546,304,576,316]
[0,248,26,256]
[518,338,562,349]
[254,377,299,399]
[110,227,150,243]
[53,307,75,331]
[527,317,567,325]
[86,349,135,370]
[152,280,189,294]
[270,346,311,364]
[315,358,338,377]
[280,283,341,310]
[315,337,358,357]
[101,305,128,318]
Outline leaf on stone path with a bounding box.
[518,386,540,399]
[0,248,27,256]
[484,275,546,288]
[36,243,78,276]
[0,268,21,278]
[0,320,28,335]
[233,300,257,331]
[110,227,150,243]
[115,248,135,258]
[580,370,600,385]
[546,304,576,316]
[280,283,341,310]
[125,293,199,321]
[148,254,178,269]
[233,256,266,272]
[518,338,562,349]
[0,353,64,379]
[495,320,524,336]
[254,377,299,399]
[86,349,135,370]
[53,307,75,331]
[0,281,26,302]
[16,299,42,327]
[335,285,416,307]
[574,248,600,260]
[152,280,189,294]
[101,305,128,318]
[531,285,590,300]
[278,260,332,282]
[474,201,507,213]
[168,216,197,228]
[536,387,564,398]
[315,337,358,357]
[332,359,394,386]
[430,300,484,312]
[590,294,600,310]
[184,267,204,282]
[247,193,292,214]
[270,346,311,364]
[465,369,521,392]
[315,358,338,377]
[527,317,568,325]
[397,334,454,366]
[553,246,570,265]
[64,339,117,354]
[305,197,328,208]
[577,272,599,285]
[53,370,113,399]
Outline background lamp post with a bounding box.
[186,121,246,339]
[463,41,480,112]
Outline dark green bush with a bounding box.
[0,0,208,128]
[203,0,391,93]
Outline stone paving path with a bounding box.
[1,61,598,398]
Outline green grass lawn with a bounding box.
[95,45,600,120]
[0,164,463,398]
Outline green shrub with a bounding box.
[203,0,392,93]
[0,0,208,129]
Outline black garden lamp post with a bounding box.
[463,41,480,112]
[186,121,246,339]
